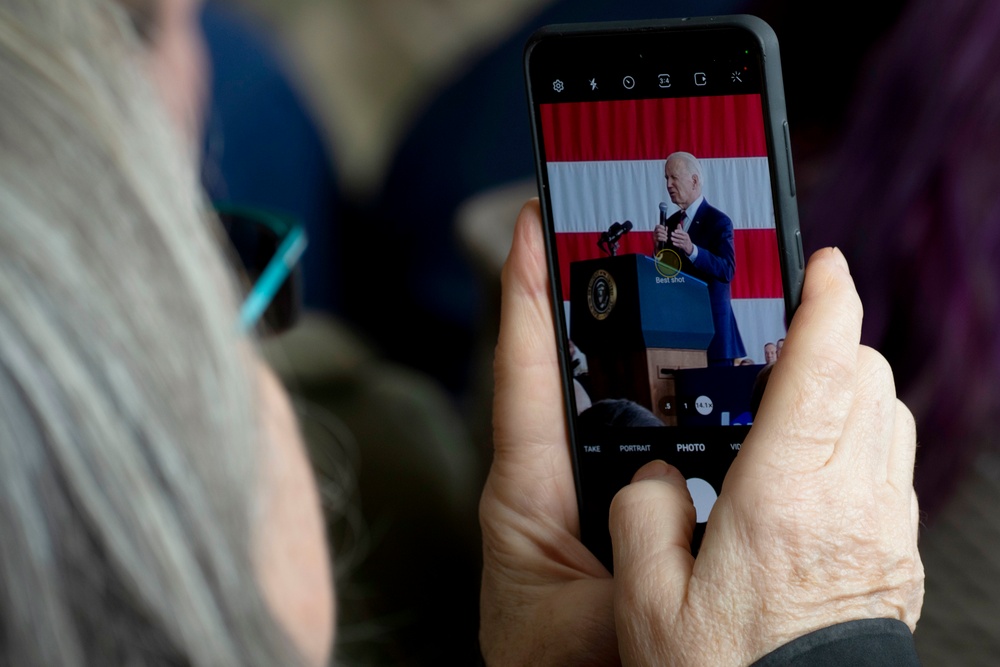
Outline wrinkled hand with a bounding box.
[669,227,693,255]
[654,224,671,245]
[479,199,619,666]
[609,248,924,666]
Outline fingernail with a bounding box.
[830,247,851,274]
[632,459,674,483]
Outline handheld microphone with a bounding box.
[656,203,671,252]
[658,202,670,226]
[656,203,685,253]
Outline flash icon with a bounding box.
[589,78,598,91]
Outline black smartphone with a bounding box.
[524,15,804,571]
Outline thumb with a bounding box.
[491,198,567,465]
[609,461,696,608]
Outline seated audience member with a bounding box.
[123,3,486,664]
[123,0,341,314]
[0,1,330,664]
[0,1,921,665]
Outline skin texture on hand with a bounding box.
[654,224,670,245]
[669,228,693,255]
[479,199,620,666]
[609,247,924,666]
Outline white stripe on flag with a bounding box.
[546,157,774,233]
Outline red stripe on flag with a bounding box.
[540,96,766,163]
[733,229,783,299]
[553,228,782,301]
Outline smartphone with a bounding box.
[524,15,804,571]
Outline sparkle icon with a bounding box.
[552,79,565,93]
[589,78,598,91]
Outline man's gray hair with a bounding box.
[667,151,705,186]
[0,0,306,664]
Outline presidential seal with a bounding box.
[587,269,617,320]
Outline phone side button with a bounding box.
[794,228,805,271]
[783,120,797,198]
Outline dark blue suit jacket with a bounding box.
[661,199,746,363]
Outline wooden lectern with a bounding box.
[569,253,714,426]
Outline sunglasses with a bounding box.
[214,203,309,335]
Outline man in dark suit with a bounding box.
[654,152,746,365]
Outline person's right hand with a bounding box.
[609,248,924,666]
[654,224,670,245]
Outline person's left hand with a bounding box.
[670,227,693,255]
[479,199,619,666]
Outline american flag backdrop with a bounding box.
[540,95,787,364]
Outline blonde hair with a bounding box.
[0,0,305,664]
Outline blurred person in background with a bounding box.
[5,0,481,664]
[0,0,331,664]
[798,0,1000,662]
[83,1,486,665]
[119,0,209,148]
[764,342,778,364]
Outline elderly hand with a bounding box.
[609,247,924,666]
[654,224,671,245]
[669,227,693,255]
[479,199,619,666]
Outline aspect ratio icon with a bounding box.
[622,75,635,90]
[658,73,671,88]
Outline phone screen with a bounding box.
[525,18,802,570]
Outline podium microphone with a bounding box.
[598,220,632,256]
[607,220,632,244]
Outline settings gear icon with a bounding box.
[552,79,565,93]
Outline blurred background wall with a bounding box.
[218,0,550,197]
